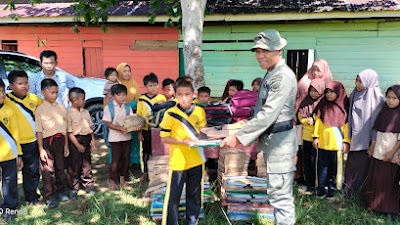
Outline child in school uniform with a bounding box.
[297,79,325,194]
[5,70,42,205]
[365,85,400,214]
[137,73,167,181]
[160,79,207,225]
[35,78,69,208]
[102,84,135,190]
[0,79,23,222]
[312,81,350,199]
[67,87,96,199]
[344,69,384,199]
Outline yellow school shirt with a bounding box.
[5,93,42,144]
[137,93,167,130]
[298,112,314,142]
[160,104,207,170]
[312,114,351,151]
[0,104,22,162]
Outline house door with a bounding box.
[83,41,103,78]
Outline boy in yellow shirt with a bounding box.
[137,73,166,180]
[0,79,23,222]
[5,70,42,205]
[160,79,206,225]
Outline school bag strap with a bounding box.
[108,102,130,122]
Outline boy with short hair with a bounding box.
[67,87,96,200]
[0,79,23,222]
[35,78,69,208]
[197,86,211,104]
[160,79,207,225]
[137,73,167,180]
[102,84,134,190]
[5,70,42,205]
[162,78,175,101]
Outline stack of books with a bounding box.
[150,182,211,221]
[256,152,267,178]
[146,156,170,195]
[218,148,250,186]
[221,176,274,221]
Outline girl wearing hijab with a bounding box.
[365,85,400,214]
[294,59,334,183]
[297,79,325,194]
[343,69,384,199]
[116,63,142,165]
[312,81,350,199]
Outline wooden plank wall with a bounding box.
[0,26,180,93]
[198,19,400,96]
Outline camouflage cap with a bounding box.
[251,29,287,51]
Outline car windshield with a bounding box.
[1,54,42,78]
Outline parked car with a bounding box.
[0,50,107,138]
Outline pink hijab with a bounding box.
[294,59,333,123]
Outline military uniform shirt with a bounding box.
[160,104,207,171]
[5,92,43,144]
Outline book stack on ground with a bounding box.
[150,182,212,221]
[218,148,250,186]
[256,152,267,178]
[221,176,274,221]
[146,155,170,196]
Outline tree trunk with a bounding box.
[181,0,206,90]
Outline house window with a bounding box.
[1,40,18,51]
[286,49,314,81]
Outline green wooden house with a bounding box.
[187,0,400,96]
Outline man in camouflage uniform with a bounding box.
[221,29,297,225]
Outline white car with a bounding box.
[0,50,107,138]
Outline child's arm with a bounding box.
[312,114,320,149]
[106,121,127,133]
[9,111,23,170]
[68,132,85,153]
[37,132,48,162]
[341,123,351,153]
[383,140,400,162]
[368,141,376,158]
[161,137,195,146]
[91,133,96,150]
[64,133,69,157]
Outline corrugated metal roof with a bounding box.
[0,0,398,19]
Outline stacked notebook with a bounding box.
[218,148,251,186]
[146,156,170,195]
[221,176,274,221]
[150,182,212,221]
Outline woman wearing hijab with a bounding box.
[365,85,400,214]
[294,59,334,183]
[343,69,384,200]
[297,79,325,193]
[117,63,141,165]
[312,81,350,199]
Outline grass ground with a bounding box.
[3,140,400,225]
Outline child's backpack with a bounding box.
[203,103,232,126]
[103,102,131,148]
[230,90,258,122]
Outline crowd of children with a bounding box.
[0,71,97,222]
[4,54,400,223]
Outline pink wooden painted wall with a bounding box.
[0,26,180,93]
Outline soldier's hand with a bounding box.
[221,134,240,148]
